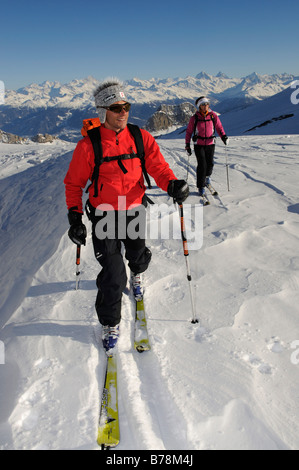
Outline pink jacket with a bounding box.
[185,111,226,146]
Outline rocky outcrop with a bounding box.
[0,129,28,143]
[0,129,57,144]
[31,133,56,143]
[145,102,196,132]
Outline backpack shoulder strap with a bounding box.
[127,123,152,189]
[86,126,103,198]
[192,114,199,142]
[210,112,216,137]
[127,123,143,155]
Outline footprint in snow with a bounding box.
[186,325,211,343]
[243,353,272,375]
[267,337,285,354]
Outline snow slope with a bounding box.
[0,134,299,450]
[164,84,299,138]
[221,86,299,136]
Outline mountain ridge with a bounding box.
[0,72,297,140]
[3,72,295,108]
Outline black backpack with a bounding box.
[192,112,216,143]
[85,122,152,198]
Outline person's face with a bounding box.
[104,101,130,132]
[200,102,209,114]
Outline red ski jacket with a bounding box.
[64,125,177,212]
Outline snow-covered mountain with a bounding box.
[3,77,99,110]
[0,73,295,141]
[221,85,299,135]
[158,81,299,138]
[3,72,294,109]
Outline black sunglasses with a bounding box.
[100,103,131,113]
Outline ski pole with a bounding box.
[75,244,81,290]
[186,150,191,183]
[225,146,230,192]
[177,202,198,324]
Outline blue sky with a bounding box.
[1,0,298,90]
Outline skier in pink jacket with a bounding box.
[185,96,228,198]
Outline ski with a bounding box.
[134,298,151,353]
[97,354,120,450]
[206,183,218,196]
[201,193,210,206]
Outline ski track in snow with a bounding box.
[0,135,299,450]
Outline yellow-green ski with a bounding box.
[97,354,119,449]
[134,299,151,353]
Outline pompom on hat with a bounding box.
[93,78,128,122]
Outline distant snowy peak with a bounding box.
[195,71,212,80]
[128,72,295,105]
[216,72,230,79]
[234,72,295,99]
[3,72,295,109]
[5,77,99,109]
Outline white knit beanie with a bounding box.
[93,78,127,122]
[195,96,210,109]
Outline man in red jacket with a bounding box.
[64,78,189,355]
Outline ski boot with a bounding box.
[199,187,210,205]
[131,272,143,301]
[205,177,218,196]
[102,324,120,356]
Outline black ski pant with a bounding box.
[90,206,152,327]
[194,144,215,189]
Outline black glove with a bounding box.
[185,144,192,156]
[68,210,87,246]
[221,135,229,145]
[167,180,189,203]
